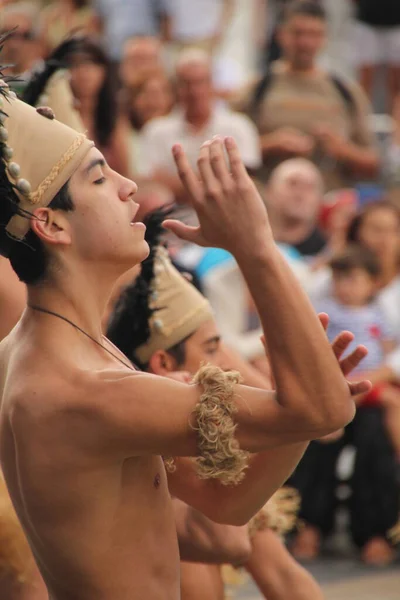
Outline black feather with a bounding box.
[106,207,175,366]
[0,30,32,257]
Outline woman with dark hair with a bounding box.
[63,36,131,176]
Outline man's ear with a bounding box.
[30,207,72,246]
[148,349,178,375]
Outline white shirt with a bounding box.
[164,0,224,41]
[140,106,261,176]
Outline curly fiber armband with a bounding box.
[248,487,300,539]
[191,364,249,486]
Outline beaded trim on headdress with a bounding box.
[0,83,29,197]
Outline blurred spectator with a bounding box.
[123,67,174,175]
[387,92,400,185]
[256,0,309,67]
[265,158,326,257]
[290,396,399,565]
[353,0,400,112]
[291,240,400,566]
[292,201,400,564]
[162,0,234,55]
[318,189,358,256]
[315,245,395,372]
[64,36,130,175]
[124,68,173,131]
[0,2,43,92]
[346,201,400,341]
[242,0,379,190]
[93,0,167,63]
[38,0,101,55]
[140,49,261,201]
[119,37,164,89]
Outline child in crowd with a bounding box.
[315,244,400,461]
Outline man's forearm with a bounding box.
[260,134,284,157]
[171,448,307,526]
[336,143,379,176]
[173,498,251,563]
[234,242,354,431]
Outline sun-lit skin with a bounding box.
[0,137,370,600]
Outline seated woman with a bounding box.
[122,67,174,176]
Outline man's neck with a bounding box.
[184,106,212,132]
[269,213,315,247]
[281,59,319,77]
[27,264,121,341]
[79,97,96,119]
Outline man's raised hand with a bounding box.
[163,137,270,256]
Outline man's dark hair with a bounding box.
[282,0,327,24]
[329,244,381,279]
[0,181,73,285]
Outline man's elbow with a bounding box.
[354,152,380,178]
[310,393,356,437]
[214,527,252,564]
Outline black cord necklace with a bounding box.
[28,304,135,372]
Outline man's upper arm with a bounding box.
[87,372,199,459]
[349,81,377,148]
[85,370,327,462]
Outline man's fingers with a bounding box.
[318,312,329,331]
[225,136,249,182]
[348,380,372,396]
[162,220,204,244]
[209,137,232,189]
[172,144,203,204]
[331,330,354,361]
[197,142,220,196]
[339,344,368,376]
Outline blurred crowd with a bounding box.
[0,0,400,594]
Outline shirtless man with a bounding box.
[0,77,369,600]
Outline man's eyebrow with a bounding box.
[83,158,106,177]
[202,336,221,346]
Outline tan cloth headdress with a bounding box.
[0,78,93,248]
[135,247,214,363]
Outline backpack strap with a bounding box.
[250,70,356,120]
[329,74,356,116]
[250,71,274,120]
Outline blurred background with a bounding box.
[1,0,400,598]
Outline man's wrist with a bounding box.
[233,237,279,270]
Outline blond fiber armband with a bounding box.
[248,487,300,539]
[191,364,249,486]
